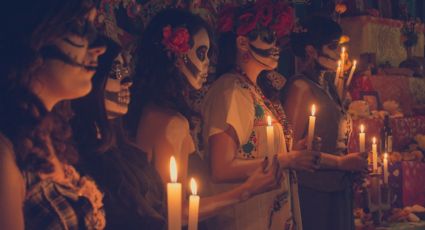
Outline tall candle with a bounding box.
[372,137,378,173]
[334,60,342,86]
[167,156,181,230]
[188,178,200,230]
[359,124,366,153]
[383,153,389,184]
[340,47,346,78]
[346,60,357,87]
[266,116,274,157]
[307,104,316,151]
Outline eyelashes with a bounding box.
[63,37,85,48]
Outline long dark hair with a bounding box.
[70,37,166,228]
[126,9,213,136]
[0,0,95,174]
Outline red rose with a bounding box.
[270,6,294,38]
[236,12,259,36]
[162,25,190,54]
[255,0,273,26]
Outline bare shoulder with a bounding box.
[0,133,16,166]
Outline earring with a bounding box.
[183,55,189,64]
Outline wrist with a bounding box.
[278,153,292,169]
[336,156,343,170]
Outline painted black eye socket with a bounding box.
[196,46,208,61]
[326,40,340,50]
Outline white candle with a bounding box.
[307,104,316,151]
[359,124,366,153]
[388,135,393,153]
[346,60,357,87]
[188,178,200,230]
[383,153,389,184]
[266,116,274,157]
[372,137,378,173]
[334,60,342,86]
[340,47,346,78]
[167,156,181,230]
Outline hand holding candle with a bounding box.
[372,137,378,173]
[188,178,199,230]
[167,156,182,230]
[359,124,365,153]
[307,104,316,151]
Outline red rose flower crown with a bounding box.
[162,25,191,57]
[218,0,294,39]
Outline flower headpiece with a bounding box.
[161,25,191,55]
[218,0,294,39]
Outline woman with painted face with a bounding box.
[282,16,368,230]
[127,8,282,226]
[201,1,322,229]
[71,37,166,230]
[0,0,106,229]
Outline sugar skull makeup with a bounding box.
[104,53,132,119]
[178,28,210,90]
[317,39,342,71]
[247,29,280,70]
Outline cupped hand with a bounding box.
[338,152,368,172]
[244,155,283,196]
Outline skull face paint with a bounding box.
[248,30,280,70]
[177,28,210,90]
[316,39,340,70]
[104,53,132,119]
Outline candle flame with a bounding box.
[353,60,357,66]
[311,104,316,116]
[170,156,177,183]
[267,116,272,126]
[341,46,346,53]
[190,178,197,195]
[372,137,376,144]
[360,124,364,133]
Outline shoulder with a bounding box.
[208,73,251,94]
[0,132,17,168]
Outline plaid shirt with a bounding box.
[23,170,105,230]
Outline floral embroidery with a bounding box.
[240,131,257,159]
[255,103,265,119]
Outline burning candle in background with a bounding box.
[266,116,274,157]
[167,156,182,230]
[383,153,389,184]
[346,60,357,87]
[188,178,200,230]
[307,104,316,151]
[372,137,378,173]
[359,124,366,153]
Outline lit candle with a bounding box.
[334,60,342,87]
[266,116,274,157]
[383,153,389,184]
[372,137,378,173]
[346,60,357,87]
[307,104,316,151]
[167,156,181,230]
[359,124,365,153]
[188,178,200,230]
[340,47,346,78]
